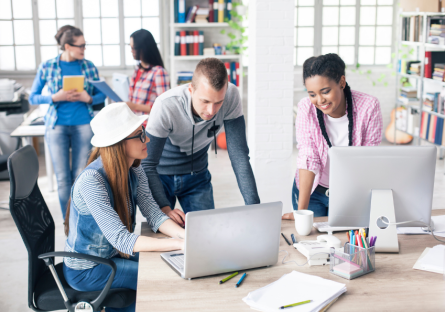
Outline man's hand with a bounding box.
[161,206,186,227]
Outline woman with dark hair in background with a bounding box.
[282,53,383,220]
[29,25,106,219]
[126,29,169,119]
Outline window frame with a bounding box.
[294,0,398,68]
[0,0,165,77]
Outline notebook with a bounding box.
[63,75,84,92]
[413,245,445,274]
[242,271,346,312]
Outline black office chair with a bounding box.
[8,146,136,312]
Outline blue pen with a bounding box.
[291,234,297,244]
[235,273,247,288]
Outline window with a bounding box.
[0,0,161,73]
[0,0,36,70]
[294,0,395,66]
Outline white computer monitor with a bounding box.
[328,146,436,252]
[112,73,129,102]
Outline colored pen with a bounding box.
[346,231,350,242]
[219,272,238,284]
[281,233,291,246]
[290,234,297,244]
[372,236,377,247]
[280,300,312,309]
[370,236,375,247]
[235,273,247,288]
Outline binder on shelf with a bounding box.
[226,0,232,21]
[175,31,180,56]
[442,121,445,146]
[235,62,240,87]
[180,31,186,56]
[199,31,204,55]
[213,0,218,23]
[218,0,224,23]
[208,0,214,22]
[230,62,236,85]
[435,118,444,145]
[425,52,432,79]
[188,31,193,56]
[178,0,185,23]
[186,5,199,23]
[194,30,199,56]
[224,62,230,79]
[174,0,178,23]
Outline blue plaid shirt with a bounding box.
[37,55,101,128]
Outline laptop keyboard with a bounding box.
[167,253,185,271]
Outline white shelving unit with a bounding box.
[395,12,445,151]
[168,0,243,100]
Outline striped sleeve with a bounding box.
[78,171,139,256]
[134,166,170,232]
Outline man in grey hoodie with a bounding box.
[142,58,260,226]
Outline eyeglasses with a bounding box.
[69,43,86,49]
[123,126,146,143]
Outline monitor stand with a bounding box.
[368,190,399,253]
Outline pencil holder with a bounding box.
[329,243,375,280]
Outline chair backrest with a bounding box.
[8,145,55,310]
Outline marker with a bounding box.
[279,300,312,309]
[235,273,247,288]
[281,233,291,246]
[372,236,377,247]
[219,272,238,284]
[290,234,297,244]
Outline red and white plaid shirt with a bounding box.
[129,65,170,116]
[295,89,383,194]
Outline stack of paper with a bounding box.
[242,271,346,312]
[414,245,445,274]
[397,215,445,237]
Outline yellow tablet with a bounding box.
[63,75,84,92]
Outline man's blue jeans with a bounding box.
[45,124,93,219]
[63,254,139,312]
[292,180,329,217]
[159,168,214,213]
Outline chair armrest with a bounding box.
[38,251,117,312]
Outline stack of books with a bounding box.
[195,8,209,23]
[174,31,204,56]
[401,15,423,42]
[428,24,445,45]
[420,89,445,145]
[423,93,436,111]
[409,63,421,76]
[433,63,445,81]
[398,87,418,104]
[177,71,193,86]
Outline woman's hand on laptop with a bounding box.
[161,206,186,227]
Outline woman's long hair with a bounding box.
[64,141,141,258]
[130,29,164,68]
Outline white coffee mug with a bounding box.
[293,210,314,236]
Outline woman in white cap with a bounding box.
[62,102,184,312]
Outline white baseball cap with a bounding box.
[90,102,148,147]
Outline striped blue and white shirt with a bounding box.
[64,165,169,269]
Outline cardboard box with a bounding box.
[400,0,444,13]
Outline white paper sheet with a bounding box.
[419,245,445,273]
[242,271,346,312]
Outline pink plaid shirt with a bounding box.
[129,65,170,116]
[295,89,383,193]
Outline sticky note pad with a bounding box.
[333,262,363,275]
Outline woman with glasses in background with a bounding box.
[29,25,106,220]
[126,29,169,122]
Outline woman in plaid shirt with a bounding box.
[283,54,383,220]
[126,29,170,120]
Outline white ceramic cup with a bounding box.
[293,210,314,236]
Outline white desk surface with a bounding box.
[136,209,445,312]
[10,108,45,137]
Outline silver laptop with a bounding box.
[161,202,283,279]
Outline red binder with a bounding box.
[425,51,432,78]
[180,31,186,56]
[235,62,240,86]
[208,0,214,22]
[224,62,230,79]
[194,31,199,56]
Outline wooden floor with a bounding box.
[0,143,445,311]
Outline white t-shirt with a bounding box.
[318,114,349,187]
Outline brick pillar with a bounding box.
[248,0,294,213]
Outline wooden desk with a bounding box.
[137,210,445,311]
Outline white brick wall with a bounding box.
[248,0,294,213]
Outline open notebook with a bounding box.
[242,271,346,312]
